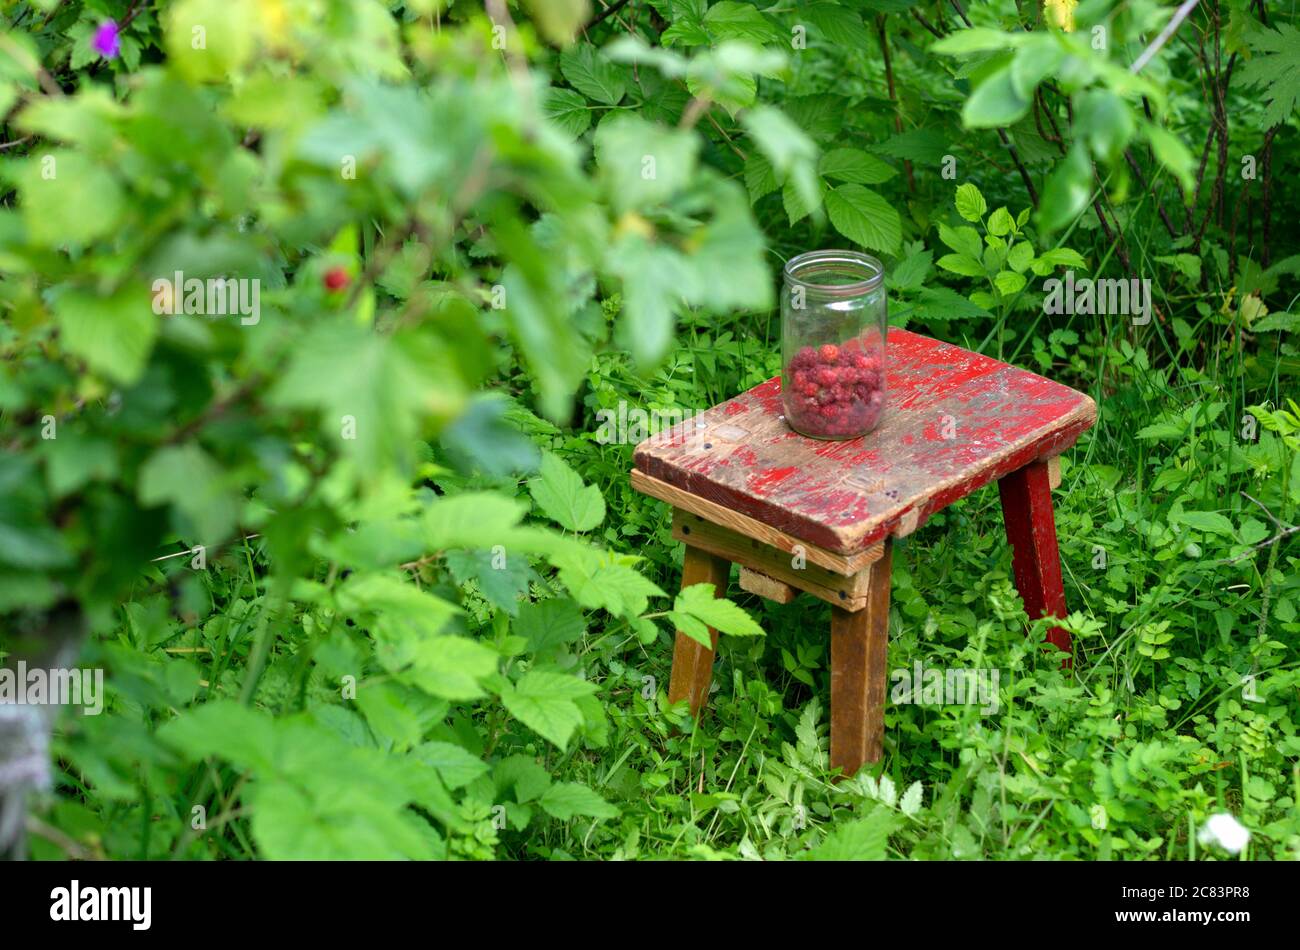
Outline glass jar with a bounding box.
[781,249,887,440]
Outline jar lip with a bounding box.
[783,249,884,295]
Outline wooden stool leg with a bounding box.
[830,539,892,776]
[667,545,731,715]
[997,459,1072,660]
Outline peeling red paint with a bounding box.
[634,329,1096,555]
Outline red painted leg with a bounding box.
[667,545,731,715]
[997,460,1072,662]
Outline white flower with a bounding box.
[1198,813,1251,854]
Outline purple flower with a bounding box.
[92,21,120,60]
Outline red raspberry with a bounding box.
[819,344,840,362]
[323,266,350,291]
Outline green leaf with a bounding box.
[802,2,872,47]
[1010,36,1065,99]
[887,248,932,291]
[954,183,987,223]
[501,671,598,749]
[271,320,463,477]
[806,808,901,859]
[43,434,117,498]
[1029,247,1087,275]
[819,148,897,185]
[423,492,528,550]
[782,176,822,225]
[825,184,901,254]
[13,150,125,246]
[1171,511,1236,537]
[900,781,924,817]
[1142,123,1194,193]
[742,106,820,214]
[444,549,535,615]
[544,87,592,137]
[1251,311,1300,332]
[962,67,1031,129]
[595,113,699,211]
[415,741,490,790]
[608,235,694,367]
[874,127,949,163]
[559,44,626,106]
[166,0,258,82]
[528,452,606,532]
[1134,419,1187,441]
[743,151,779,202]
[523,0,590,46]
[986,207,1015,237]
[355,682,429,751]
[495,755,553,804]
[562,558,666,617]
[684,180,773,312]
[938,222,983,259]
[703,2,781,45]
[158,700,277,771]
[1075,88,1134,163]
[937,253,985,278]
[515,598,586,653]
[1006,241,1034,273]
[912,286,991,321]
[539,782,620,821]
[994,270,1027,295]
[671,583,764,636]
[403,635,500,701]
[54,286,157,387]
[138,444,239,543]
[1036,144,1092,233]
[1154,253,1202,285]
[1236,22,1300,129]
[931,27,1018,56]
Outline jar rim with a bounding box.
[783,249,884,296]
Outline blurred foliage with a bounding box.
[0,0,1297,860]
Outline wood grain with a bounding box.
[1046,455,1062,490]
[671,510,873,610]
[738,567,796,603]
[830,539,893,776]
[634,329,1096,555]
[631,469,882,576]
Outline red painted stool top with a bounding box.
[633,329,1096,556]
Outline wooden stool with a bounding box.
[631,329,1096,776]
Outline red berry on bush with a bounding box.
[324,266,350,291]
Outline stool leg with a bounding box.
[997,459,1072,661]
[830,539,893,776]
[667,545,731,715]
